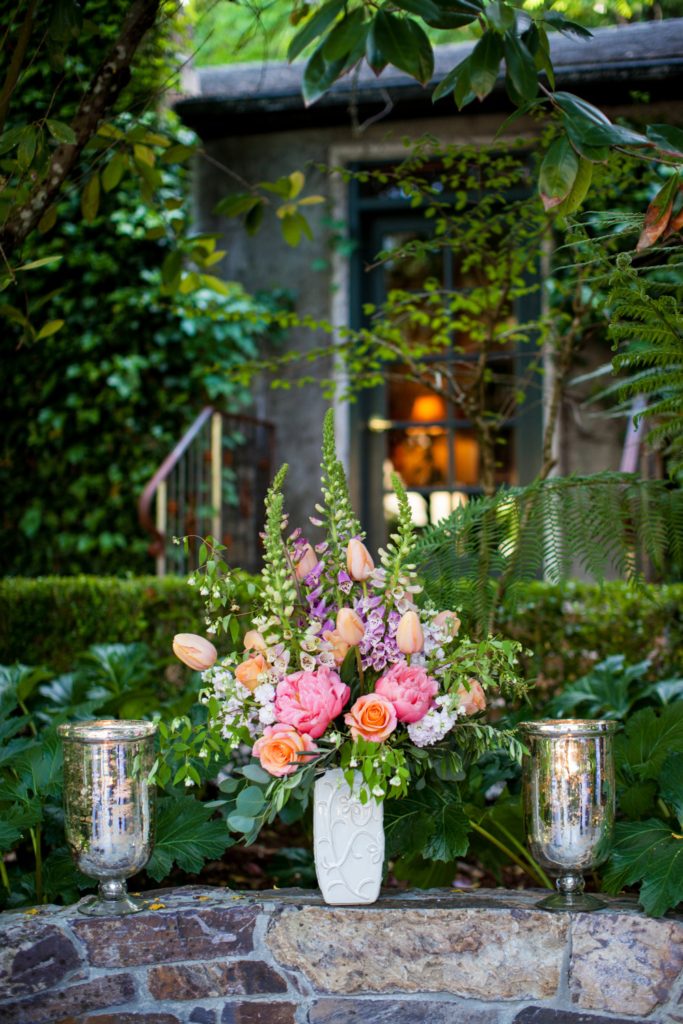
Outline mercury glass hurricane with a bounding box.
[519,719,618,912]
[58,720,157,916]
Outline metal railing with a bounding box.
[138,408,275,575]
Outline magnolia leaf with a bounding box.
[542,11,592,39]
[603,819,683,918]
[81,174,100,223]
[302,45,347,106]
[322,7,366,60]
[392,0,442,21]
[503,32,538,103]
[17,127,38,170]
[636,174,680,252]
[38,206,58,233]
[366,16,388,75]
[485,0,514,34]
[146,797,233,882]
[45,119,77,144]
[553,156,593,216]
[647,124,683,157]
[539,136,579,211]
[422,0,482,30]
[469,32,503,101]
[36,319,65,340]
[288,0,346,61]
[554,92,649,148]
[102,152,126,192]
[0,125,25,154]
[373,11,433,86]
[432,55,471,103]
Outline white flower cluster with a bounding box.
[407,695,463,748]
[201,660,277,747]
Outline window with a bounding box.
[346,157,543,551]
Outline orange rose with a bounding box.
[322,628,350,666]
[252,724,317,777]
[456,678,486,715]
[344,693,397,743]
[235,654,268,692]
[172,633,217,672]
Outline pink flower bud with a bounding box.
[456,678,487,715]
[346,539,374,581]
[295,543,318,580]
[172,633,217,672]
[336,607,365,647]
[433,610,461,638]
[322,629,350,666]
[244,629,267,654]
[396,610,424,655]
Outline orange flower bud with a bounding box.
[396,610,424,655]
[244,629,267,654]
[346,539,374,581]
[456,678,486,715]
[336,607,365,647]
[235,654,268,692]
[172,633,217,672]
[295,543,318,580]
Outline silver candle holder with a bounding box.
[58,720,157,916]
[519,719,618,912]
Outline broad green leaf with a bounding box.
[15,256,62,272]
[302,45,347,107]
[469,31,503,101]
[81,174,100,223]
[215,193,261,218]
[236,785,267,816]
[13,735,63,798]
[288,0,346,61]
[102,152,125,192]
[38,206,58,233]
[17,127,38,170]
[226,812,257,834]
[647,124,683,156]
[366,17,388,75]
[281,211,313,246]
[0,804,42,853]
[422,799,470,861]
[384,793,434,858]
[618,779,658,819]
[46,119,77,144]
[36,319,65,340]
[133,143,155,167]
[485,0,514,34]
[503,32,538,103]
[659,752,683,825]
[288,170,305,198]
[422,0,481,30]
[636,173,680,252]
[373,11,434,85]
[554,155,592,215]
[432,55,471,103]
[391,0,442,23]
[0,125,25,155]
[161,144,195,164]
[603,819,683,918]
[554,92,649,148]
[42,848,92,904]
[538,136,579,211]
[542,11,592,39]
[161,250,183,288]
[146,797,233,881]
[245,201,264,235]
[323,7,367,61]
[240,762,273,784]
[616,703,683,782]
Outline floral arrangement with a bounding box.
[166,411,528,845]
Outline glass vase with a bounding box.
[519,719,618,912]
[313,768,384,905]
[58,719,157,916]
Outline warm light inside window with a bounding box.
[410,394,447,423]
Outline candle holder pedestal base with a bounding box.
[78,879,147,917]
[536,872,606,913]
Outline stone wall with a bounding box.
[1,887,681,1024]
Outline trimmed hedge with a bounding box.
[0,576,681,680]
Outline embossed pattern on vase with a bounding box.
[313,768,384,905]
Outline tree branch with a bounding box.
[0,0,161,258]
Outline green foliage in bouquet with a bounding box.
[164,410,530,865]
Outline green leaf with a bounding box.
[603,819,683,918]
[161,250,183,288]
[45,119,77,144]
[36,319,65,340]
[226,812,257,834]
[422,799,470,861]
[373,11,434,85]
[391,0,442,23]
[618,779,658,819]
[421,0,481,30]
[245,201,264,235]
[646,124,683,156]
[0,125,25,155]
[146,797,233,882]
[15,256,62,272]
[538,135,579,211]
[554,92,649,148]
[0,804,42,853]
[469,31,503,101]
[485,0,514,34]
[81,174,100,223]
[542,11,592,39]
[17,126,38,170]
[659,752,683,825]
[235,785,267,816]
[302,44,347,106]
[503,32,538,102]
[323,7,367,61]
[616,703,683,783]
[240,762,273,784]
[102,152,126,192]
[432,55,471,104]
[366,17,388,75]
[288,0,346,61]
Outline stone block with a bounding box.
[72,906,257,967]
[0,917,83,998]
[147,960,288,1000]
[57,1016,181,1024]
[0,973,136,1024]
[267,907,568,999]
[309,998,507,1023]
[570,912,683,1016]
[514,1008,652,1024]
[189,1011,217,1024]
[220,1003,297,1024]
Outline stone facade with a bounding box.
[0,887,681,1024]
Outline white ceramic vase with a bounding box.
[313,767,384,905]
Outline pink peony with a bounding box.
[375,663,439,724]
[275,666,350,739]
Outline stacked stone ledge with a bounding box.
[0,887,681,1024]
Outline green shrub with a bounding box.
[2,575,681,680]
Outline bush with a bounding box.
[2,575,681,678]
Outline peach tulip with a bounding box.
[295,543,318,580]
[433,610,461,637]
[243,629,267,654]
[336,607,365,647]
[346,539,374,582]
[456,678,487,716]
[322,629,350,666]
[235,654,268,692]
[172,633,217,672]
[396,610,424,655]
